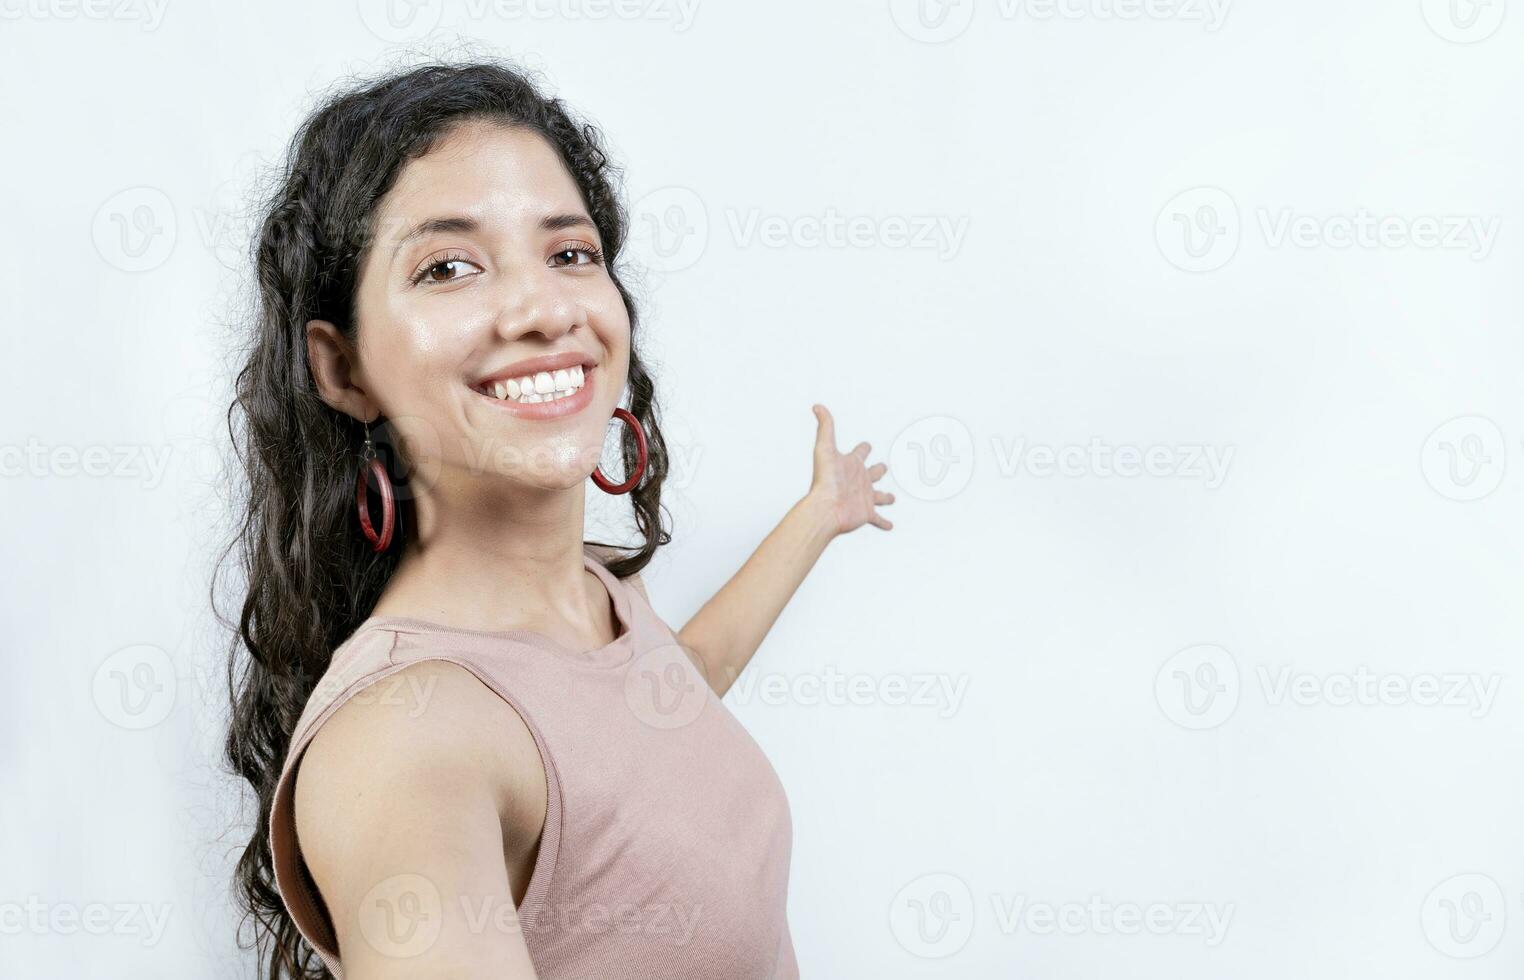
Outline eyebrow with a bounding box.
[390,212,599,260]
[391,215,480,260]
[539,212,598,234]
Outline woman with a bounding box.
[222,59,894,978]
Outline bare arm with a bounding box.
[677,493,836,696]
[677,404,895,697]
[294,660,545,979]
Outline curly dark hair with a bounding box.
[214,58,671,979]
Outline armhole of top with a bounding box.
[627,571,650,604]
[269,646,565,974]
[584,542,650,601]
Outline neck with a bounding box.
[370,465,603,635]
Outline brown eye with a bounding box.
[411,254,482,285]
[550,242,604,267]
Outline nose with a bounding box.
[491,264,581,343]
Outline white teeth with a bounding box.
[478,364,588,404]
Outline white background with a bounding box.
[2,0,1521,976]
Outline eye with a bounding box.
[549,240,605,268]
[409,252,483,285]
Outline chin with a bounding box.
[515,441,604,490]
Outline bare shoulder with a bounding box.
[292,659,545,977]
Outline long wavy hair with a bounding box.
[216,59,671,979]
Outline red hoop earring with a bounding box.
[592,407,648,495]
[355,419,395,552]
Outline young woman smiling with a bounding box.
[220,60,895,979]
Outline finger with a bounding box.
[851,441,871,461]
[812,404,836,451]
[868,461,887,480]
[871,512,894,530]
[874,491,895,506]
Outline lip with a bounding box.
[471,364,597,420]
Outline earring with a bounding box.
[355,418,395,552]
[592,407,648,495]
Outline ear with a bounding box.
[306,319,379,422]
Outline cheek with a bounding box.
[585,286,632,374]
[365,291,495,389]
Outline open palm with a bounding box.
[809,404,895,535]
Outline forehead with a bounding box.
[374,120,585,239]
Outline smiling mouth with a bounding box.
[472,364,588,404]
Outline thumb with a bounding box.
[812,404,836,453]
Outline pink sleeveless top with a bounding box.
[268,546,797,978]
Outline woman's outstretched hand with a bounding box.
[807,403,895,535]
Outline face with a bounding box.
[337,119,631,493]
